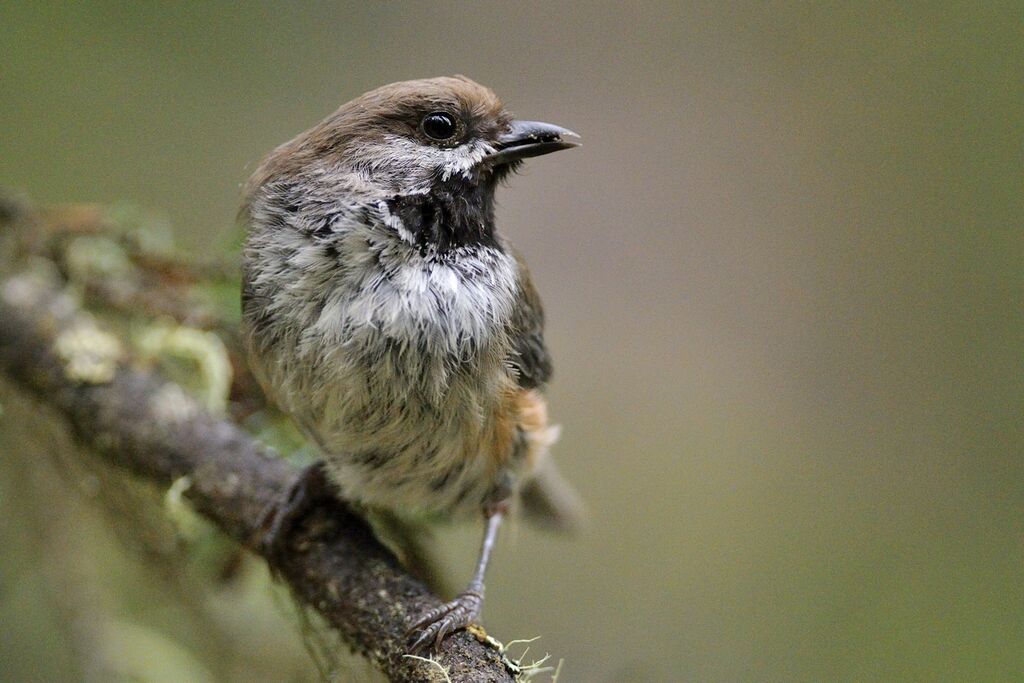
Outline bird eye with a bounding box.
[421,112,458,141]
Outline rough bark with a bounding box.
[0,270,514,683]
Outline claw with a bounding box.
[407,589,483,652]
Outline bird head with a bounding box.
[247,76,579,252]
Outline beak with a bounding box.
[484,120,581,166]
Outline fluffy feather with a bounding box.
[241,77,568,518]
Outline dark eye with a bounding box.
[421,112,457,141]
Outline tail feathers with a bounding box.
[520,458,586,534]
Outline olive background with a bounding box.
[1,3,1020,681]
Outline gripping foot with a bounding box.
[258,461,335,567]
[407,583,484,652]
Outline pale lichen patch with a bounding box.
[54,323,122,384]
[165,475,205,541]
[402,653,452,683]
[64,235,132,282]
[2,265,64,309]
[136,324,232,414]
[474,633,562,682]
[151,383,199,423]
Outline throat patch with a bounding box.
[387,175,498,254]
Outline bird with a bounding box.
[239,75,581,651]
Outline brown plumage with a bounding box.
[241,75,581,651]
[245,76,508,196]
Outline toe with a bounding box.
[407,604,447,634]
[409,623,440,653]
[407,593,483,652]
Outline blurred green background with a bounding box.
[1,2,1021,681]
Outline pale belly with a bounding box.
[299,355,530,515]
[244,229,554,514]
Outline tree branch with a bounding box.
[0,269,515,683]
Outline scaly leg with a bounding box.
[408,504,506,651]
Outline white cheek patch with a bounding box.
[374,135,495,185]
[438,140,495,181]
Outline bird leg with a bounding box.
[408,503,507,651]
[258,461,335,568]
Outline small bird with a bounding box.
[240,75,581,651]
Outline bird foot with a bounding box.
[407,585,484,652]
[258,461,334,568]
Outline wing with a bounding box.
[507,249,585,531]
[507,249,552,389]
